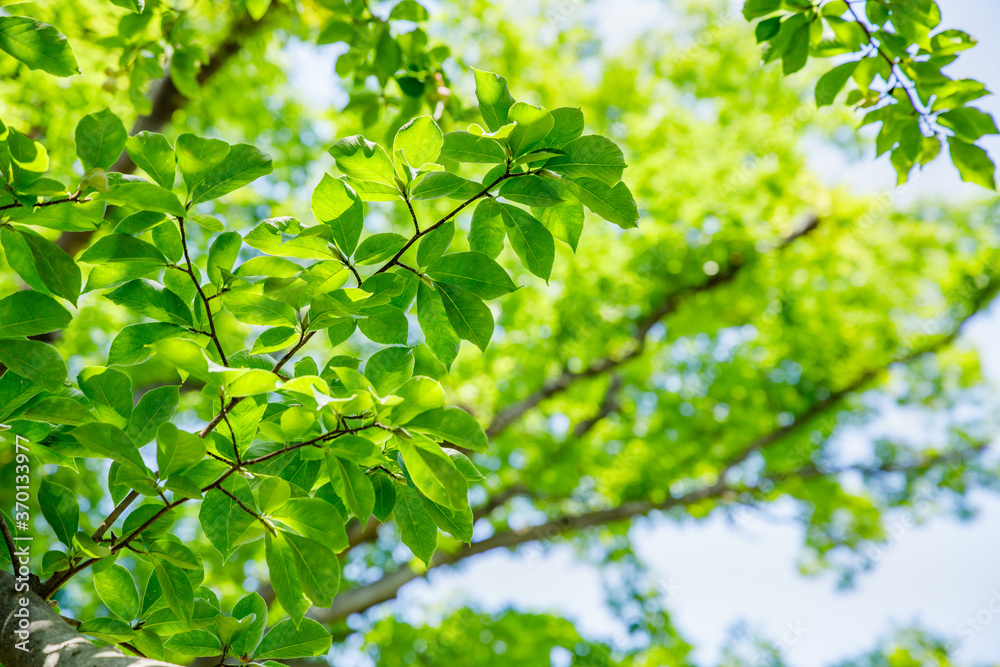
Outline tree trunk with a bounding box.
[0,571,177,667]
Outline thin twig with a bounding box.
[178,216,228,366]
[92,490,140,541]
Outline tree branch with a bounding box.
[316,303,986,621]
[56,5,278,257]
[0,570,179,667]
[486,215,823,438]
[179,217,228,365]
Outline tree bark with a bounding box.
[0,571,178,667]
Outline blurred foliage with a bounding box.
[0,0,998,665]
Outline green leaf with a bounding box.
[244,217,339,261]
[357,303,408,345]
[364,346,414,394]
[743,0,782,19]
[176,134,230,193]
[435,282,493,352]
[311,174,365,255]
[105,279,192,326]
[224,290,297,326]
[71,422,145,473]
[78,618,137,643]
[74,108,127,170]
[21,396,93,426]
[545,135,626,186]
[0,16,79,77]
[507,102,554,157]
[151,558,195,625]
[782,22,810,74]
[441,131,506,163]
[0,339,67,390]
[948,136,996,189]
[5,199,106,232]
[38,479,78,546]
[252,326,299,354]
[225,368,280,398]
[393,115,443,167]
[108,322,189,366]
[328,135,396,185]
[816,61,859,106]
[95,564,140,622]
[79,367,132,427]
[424,496,473,543]
[269,497,349,551]
[403,406,489,452]
[473,69,515,133]
[469,198,505,259]
[543,107,585,148]
[199,482,256,560]
[0,290,71,337]
[79,233,166,264]
[230,592,268,658]
[498,175,564,207]
[537,200,584,251]
[388,0,429,20]
[323,434,383,466]
[416,220,454,267]
[96,181,186,217]
[190,143,273,205]
[427,251,517,300]
[128,385,179,446]
[393,485,437,565]
[0,227,45,294]
[449,450,485,482]
[264,532,310,627]
[559,177,640,229]
[498,204,554,280]
[411,171,473,200]
[416,281,460,370]
[163,630,221,657]
[254,618,332,660]
[283,531,341,608]
[151,222,183,263]
[14,227,82,304]
[398,434,468,509]
[125,131,175,188]
[206,231,242,285]
[326,455,376,522]
[372,471,397,522]
[939,107,999,143]
[355,232,407,265]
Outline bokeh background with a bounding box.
[281,1,999,665]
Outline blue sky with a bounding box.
[292,1,1000,664]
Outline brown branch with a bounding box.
[38,421,377,598]
[56,5,278,257]
[92,490,140,541]
[375,169,535,275]
[487,216,822,438]
[198,330,316,439]
[179,217,228,365]
[316,304,986,620]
